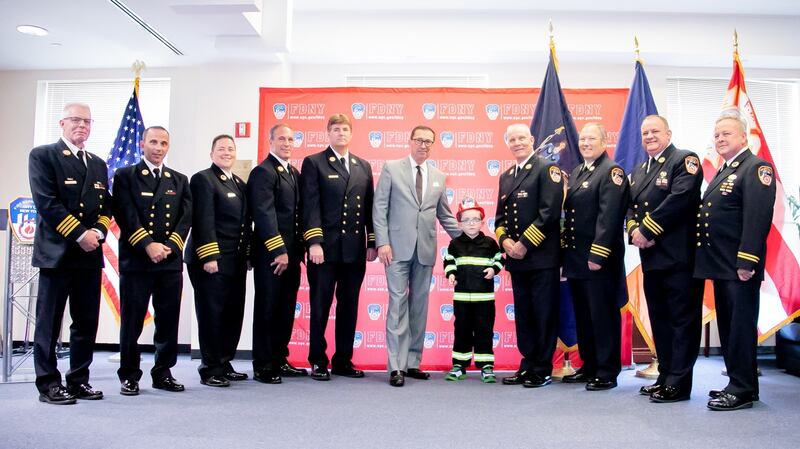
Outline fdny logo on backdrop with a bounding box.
[428,159,437,169]
[446,188,455,205]
[422,103,436,120]
[486,160,501,176]
[369,131,383,149]
[294,302,302,319]
[440,246,448,260]
[440,132,454,149]
[353,331,363,348]
[493,331,501,348]
[485,104,500,121]
[487,218,496,233]
[293,131,304,148]
[424,332,436,349]
[273,103,287,119]
[351,103,365,119]
[367,304,382,320]
[493,275,501,292]
[505,304,515,321]
[440,304,454,321]
[430,275,436,292]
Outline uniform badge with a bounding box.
[727,174,737,180]
[525,163,532,170]
[684,156,700,175]
[508,168,515,176]
[581,181,589,188]
[220,174,229,180]
[611,167,624,186]
[517,190,528,198]
[351,158,358,165]
[164,171,171,178]
[588,165,595,172]
[329,156,336,162]
[731,161,740,168]
[758,165,773,186]
[142,169,150,176]
[658,157,666,163]
[641,162,647,169]
[227,192,237,198]
[62,150,71,156]
[548,166,562,183]
[277,166,284,173]
[165,189,176,195]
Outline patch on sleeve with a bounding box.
[548,166,562,183]
[758,165,773,186]
[611,167,624,186]
[684,156,700,175]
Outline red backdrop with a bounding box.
[258,87,629,370]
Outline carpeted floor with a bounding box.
[1,353,797,449]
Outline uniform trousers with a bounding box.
[642,268,703,390]
[117,270,183,382]
[33,268,101,392]
[451,301,496,369]
[306,260,366,368]
[568,277,621,381]
[189,263,247,378]
[252,260,301,371]
[713,278,761,397]
[509,267,559,376]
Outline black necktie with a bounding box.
[340,157,348,173]
[76,150,86,166]
[719,162,727,173]
[514,166,519,178]
[415,165,423,201]
[646,157,654,174]
[153,167,161,180]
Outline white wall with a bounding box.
[2,60,795,349]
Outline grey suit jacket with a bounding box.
[373,157,460,265]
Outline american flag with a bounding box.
[102,85,145,323]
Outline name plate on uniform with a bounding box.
[141,192,153,197]
[227,192,237,198]
[64,179,77,185]
[328,174,339,179]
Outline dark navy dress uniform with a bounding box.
[247,154,304,374]
[626,143,704,392]
[300,147,375,369]
[494,155,563,378]
[28,139,111,394]
[112,160,192,383]
[563,152,630,382]
[694,149,776,399]
[186,164,250,380]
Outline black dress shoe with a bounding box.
[224,371,248,381]
[68,383,103,400]
[708,389,759,401]
[406,368,431,380]
[310,364,330,381]
[201,375,231,387]
[279,363,309,377]
[253,369,282,384]
[707,392,754,411]
[562,370,592,383]
[523,374,553,388]
[650,385,690,403]
[331,366,365,378]
[39,385,77,405]
[120,379,140,396]
[640,383,662,396]
[502,370,530,385]
[152,376,185,392]
[586,378,617,391]
[389,370,405,387]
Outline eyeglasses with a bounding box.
[459,218,482,224]
[412,138,435,147]
[64,117,94,126]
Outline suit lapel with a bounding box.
[326,147,350,181]
[57,141,87,186]
[510,156,535,193]
[703,150,751,200]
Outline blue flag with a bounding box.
[614,60,657,173]
[106,86,145,191]
[529,45,581,351]
[530,47,581,174]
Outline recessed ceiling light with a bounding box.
[51,42,62,47]
[17,25,49,37]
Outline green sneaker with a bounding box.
[481,366,497,383]
[445,365,466,381]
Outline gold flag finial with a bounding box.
[733,29,739,54]
[548,19,559,73]
[548,19,554,45]
[634,35,641,63]
[131,60,146,96]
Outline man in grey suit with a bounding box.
[373,125,461,387]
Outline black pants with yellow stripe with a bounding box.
[451,300,495,369]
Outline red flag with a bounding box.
[701,50,800,339]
